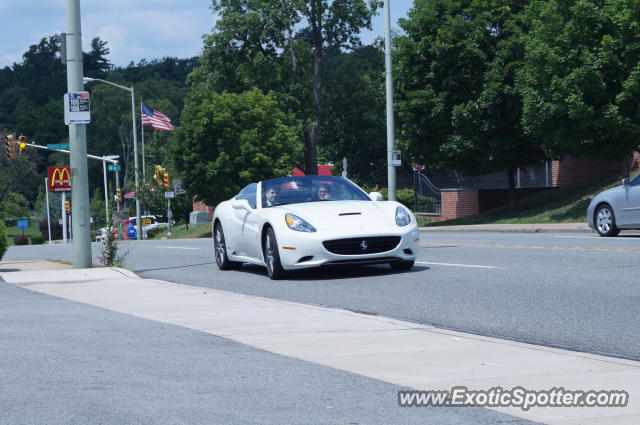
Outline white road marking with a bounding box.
[416,261,498,269]
[156,246,200,250]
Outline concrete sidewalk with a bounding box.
[420,222,592,233]
[1,261,638,425]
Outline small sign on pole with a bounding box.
[391,150,402,167]
[47,143,69,150]
[164,191,175,199]
[17,220,28,230]
[173,179,186,195]
[108,164,121,171]
[412,163,425,172]
[64,91,91,125]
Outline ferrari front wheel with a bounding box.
[264,227,286,280]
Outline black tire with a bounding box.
[214,223,241,270]
[595,204,620,237]
[390,260,415,271]
[263,227,286,280]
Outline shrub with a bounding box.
[39,220,62,241]
[146,226,165,238]
[0,221,7,260]
[30,235,45,245]
[13,235,29,245]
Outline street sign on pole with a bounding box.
[164,191,175,199]
[63,91,91,125]
[108,164,121,171]
[172,179,186,195]
[47,143,70,150]
[17,220,28,230]
[391,150,401,167]
[412,164,425,171]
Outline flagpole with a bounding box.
[140,100,146,180]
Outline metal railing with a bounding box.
[413,171,441,214]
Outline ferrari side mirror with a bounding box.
[368,191,383,201]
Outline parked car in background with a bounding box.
[587,174,640,236]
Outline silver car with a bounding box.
[587,174,640,236]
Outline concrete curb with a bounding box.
[420,223,593,233]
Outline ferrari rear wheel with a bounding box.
[214,223,241,270]
[390,260,415,271]
[264,227,286,280]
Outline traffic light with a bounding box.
[64,200,71,214]
[116,188,122,203]
[154,165,163,184]
[5,133,16,160]
[163,172,170,190]
[18,135,26,153]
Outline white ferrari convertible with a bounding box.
[212,175,420,279]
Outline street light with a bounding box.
[83,77,142,240]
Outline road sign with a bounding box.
[412,164,425,171]
[164,191,175,199]
[47,166,71,192]
[17,220,28,230]
[173,179,186,195]
[64,91,91,125]
[47,143,70,150]
[391,150,401,166]
[108,164,121,171]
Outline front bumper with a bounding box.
[276,225,420,270]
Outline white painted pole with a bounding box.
[62,191,67,244]
[103,158,109,225]
[384,0,396,201]
[45,178,52,244]
[65,0,92,266]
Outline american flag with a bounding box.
[141,103,174,131]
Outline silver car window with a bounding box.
[630,174,640,186]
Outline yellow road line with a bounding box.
[420,242,640,253]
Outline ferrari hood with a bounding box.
[274,200,394,229]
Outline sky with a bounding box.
[0,1,413,69]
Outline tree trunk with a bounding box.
[304,123,319,175]
[507,167,517,208]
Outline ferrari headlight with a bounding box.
[395,206,411,227]
[285,213,316,232]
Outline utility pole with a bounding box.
[65,0,91,267]
[384,0,397,201]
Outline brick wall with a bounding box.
[192,199,214,221]
[430,189,479,222]
[552,157,629,187]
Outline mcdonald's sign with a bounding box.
[48,166,71,192]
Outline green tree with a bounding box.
[395,0,544,200]
[0,219,7,261]
[172,88,301,206]
[203,0,381,174]
[319,44,387,185]
[518,0,640,163]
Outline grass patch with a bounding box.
[5,220,41,246]
[424,173,632,227]
[149,223,211,240]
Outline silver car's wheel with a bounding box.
[595,205,619,237]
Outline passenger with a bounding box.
[316,184,332,201]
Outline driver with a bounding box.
[265,186,279,206]
[316,184,331,201]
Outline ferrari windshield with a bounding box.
[262,176,370,208]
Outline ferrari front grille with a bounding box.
[322,236,401,255]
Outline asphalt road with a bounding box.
[5,231,640,361]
